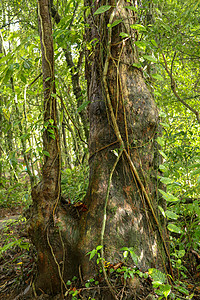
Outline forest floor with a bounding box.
[0,206,200,300]
[0,206,36,300]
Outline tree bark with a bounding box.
[28,0,63,294]
[77,0,169,280]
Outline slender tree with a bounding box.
[28,0,62,294]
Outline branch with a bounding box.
[57,94,88,146]
[28,72,42,88]
[0,20,36,30]
[162,53,200,124]
[50,2,89,139]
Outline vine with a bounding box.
[100,0,174,283]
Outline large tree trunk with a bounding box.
[77,0,170,281]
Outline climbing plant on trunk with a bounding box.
[77,0,172,282]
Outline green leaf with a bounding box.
[167,223,183,234]
[156,136,165,147]
[43,151,50,157]
[158,205,166,218]
[123,250,128,259]
[96,245,103,251]
[124,272,128,280]
[151,39,158,47]
[94,5,111,15]
[120,247,129,251]
[85,282,90,288]
[124,6,138,12]
[188,163,200,169]
[149,268,166,284]
[160,177,174,185]
[72,276,77,281]
[160,284,171,298]
[130,250,138,265]
[161,23,171,31]
[107,19,123,28]
[158,189,180,202]
[23,60,31,69]
[152,280,162,288]
[20,73,27,83]
[3,68,13,84]
[143,55,157,63]
[119,32,129,38]
[89,249,96,260]
[177,250,185,258]
[174,285,189,295]
[132,62,142,68]
[130,24,146,31]
[160,122,170,129]
[159,164,168,172]
[151,74,163,81]
[135,41,147,50]
[191,169,200,176]
[77,101,90,112]
[165,210,179,220]
[158,150,168,160]
[49,119,54,124]
[48,129,54,134]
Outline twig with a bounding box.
[28,73,42,88]
[162,53,200,124]
[89,140,119,160]
[57,94,88,145]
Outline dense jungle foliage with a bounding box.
[0,0,200,299]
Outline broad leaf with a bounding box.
[165,210,179,220]
[94,5,111,15]
[167,223,183,234]
[158,189,180,202]
[160,177,174,185]
[107,19,123,28]
[151,74,164,81]
[131,24,146,31]
[148,268,166,284]
[143,55,157,63]
[77,101,90,112]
